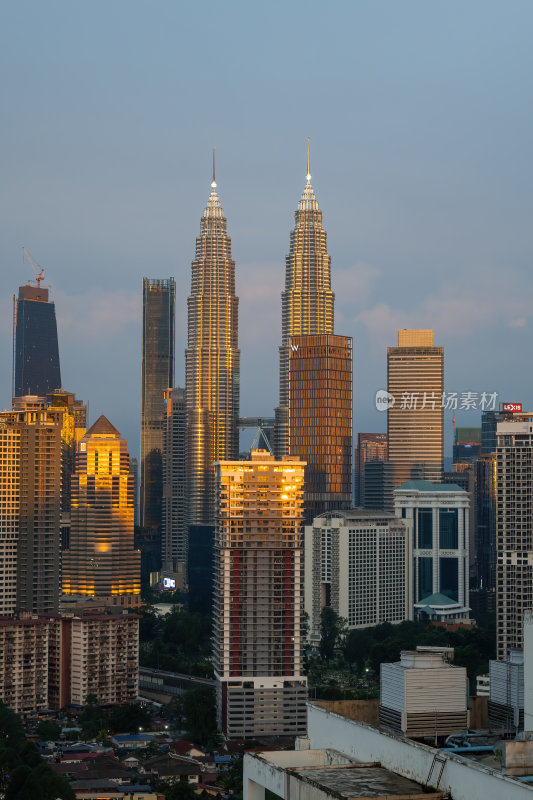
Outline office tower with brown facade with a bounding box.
[276,152,334,458]
[62,415,140,603]
[0,408,61,616]
[288,333,352,523]
[186,170,240,534]
[495,414,533,660]
[387,329,444,486]
[213,450,307,739]
[140,277,175,544]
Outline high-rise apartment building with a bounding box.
[0,408,61,616]
[67,611,139,707]
[393,481,470,616]
[276,153,334,457]
[186,171,240,534]
[14,283,61,398]
[354,433,388,505]
[495,415,533,660]
[304,510,413,642]
[0,610,139,715]
[288,334,352,523]
[387,330,444,486]
[140,277,175,541]
[162,387,187,572]
[62,415,141,603]
[213,450,307,739]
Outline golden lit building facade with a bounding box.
[387,329,444,486]
[276,153,335,457]
[288,334,352,523]
[0,408,61,616]
[213,450,307,739]
[186,172,240,529]
[62,415,140,602]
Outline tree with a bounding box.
[160,781,197,800]
[183,686,218,746]
[36,720,61,741]
[319,607,346,661]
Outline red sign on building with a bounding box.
[502,403,522,413]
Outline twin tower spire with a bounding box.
[186,143,335,527]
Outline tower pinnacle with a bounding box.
[211,147,217,188]
[306,137,311,184]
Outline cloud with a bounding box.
[509,317,527,329]
[334,262,381,310]
[355,268,531,350]
[54,288,140,342]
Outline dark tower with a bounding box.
[14,284,61,398]
[140,278,175,572]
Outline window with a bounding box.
[418,509,432,548]
[439,508,458,549]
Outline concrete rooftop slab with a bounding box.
[290,764,446,799]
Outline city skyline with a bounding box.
[1,2,532,459]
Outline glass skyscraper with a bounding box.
[276,155,334,457]
[14,284,61,398]
[186,172,240,531]
[140,278,175,543]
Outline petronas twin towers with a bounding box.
[186,146,346,532]
[186,172,240,528]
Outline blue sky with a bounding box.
[1,1,532,458]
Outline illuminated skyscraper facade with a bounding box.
[387,329,444,486]
[213,450,307,738]
[276,156,334,457]
[186,173,240,530]
[0,408,61,615]
[62,415,141,602]
[140,278,175,539]
[288,333,352,522]
[14,284,61,398]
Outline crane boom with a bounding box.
[22,246,45,286]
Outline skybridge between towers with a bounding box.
[237,417,275,454]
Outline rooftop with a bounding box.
[290,764,445,799]
[247,749,446,800]
[395,480,466,493]
[313,509,400,522]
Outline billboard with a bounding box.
[163,577,176,590]
[502,403,522,413]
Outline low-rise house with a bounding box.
[140,753,202,784]
[111,733,153,749]
[169,739,206,758]
[70,780,160,800]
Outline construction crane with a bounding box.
[22,246,47,287]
